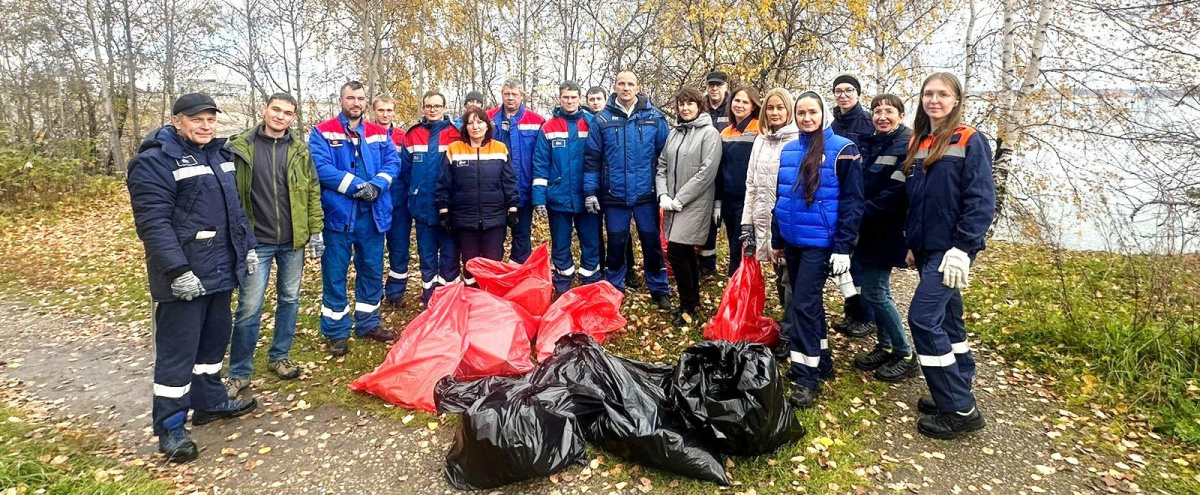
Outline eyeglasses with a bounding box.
[833,89,856,96]
[921,92,956,102]
[423,104,445,110]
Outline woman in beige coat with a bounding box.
[657,86,722,325]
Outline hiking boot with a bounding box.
[788,386,819,410]
[917,408,986,440]
[158,412,197,463]
[875,354,919,382]
[268,359,301,380]
[359,326,397,343]
[846,320,875,338]
[917,395,939,415]
[772,337,791,362]
[223,377,250,398]
[853,345,893,371]
[192,397,257,426]
[328,338,349,357]
[652,293,674,312]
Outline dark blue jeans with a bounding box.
[858,261,911,355]
[229,244,303,380]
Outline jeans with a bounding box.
[229,244,303,380]
[858,261,911,356]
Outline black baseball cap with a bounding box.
[172,93,222,116]
[705,71,728,84]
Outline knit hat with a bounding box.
[832,75,861,95]
[464,90,485,105]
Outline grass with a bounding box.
[0,404,169,494]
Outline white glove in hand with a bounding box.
[307,233,324,259]
[584,196,601,214]
[938,247,972,289]
[829,253,851,275]
[671,198,683,211]
[659,195,676,211]
[171,271,206,301]
[246,249,259,275]
[713,200,722,225]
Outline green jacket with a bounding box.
[227,126,323,250]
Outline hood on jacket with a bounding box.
[793,89,833,132]
[675,112,713,130]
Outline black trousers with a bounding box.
[667,242,701,312]
[152,290,233,435]
[458,226,506,286]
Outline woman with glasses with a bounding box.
[902,72,996,439]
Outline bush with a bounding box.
[0,146,117,207]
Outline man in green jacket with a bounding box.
[224,92,324,398]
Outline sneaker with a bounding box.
[192,397,257,426]
[268,359,301,380]
[875,354,919,382]
[917,408,986,439]
[846,320,875,338]
[158,413,197,463]
[853,345,893,371]
[652,293,673,312]
[788,387,819,410]
[223,377,250,398]
[359,326,397,343]
[328,338,349,357]
[916,395,939,415]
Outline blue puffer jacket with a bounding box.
[905,124,996,255]
[583,94,670,206]
[435,140,519,230]
[532,107,592,213]
[489,104,545,208]
[774,126,864,253]
[401,117,461,225]
[309,114,401,233]
[855,125,912,267]
[127,127,256,302]
[831,105,874,148]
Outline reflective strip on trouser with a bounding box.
[320,209,386,340]
[509,204,534,264]
[784,245,834,391]
[699,214,718,271]
[416,222,460,304]
[152,291,233,435]
[909,251,977,413]
[548,210,603,293]
[385,199,414,300]
[602,203,669,295]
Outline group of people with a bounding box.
[126,68,995,464]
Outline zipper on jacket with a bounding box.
[476,146,483,230]
[272,137,281,245]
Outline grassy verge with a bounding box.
[0,404,168,493]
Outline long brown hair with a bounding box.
[458,106,493,146]
[726,85,761,126]
[903,72,964,174]
[795,91,825,206]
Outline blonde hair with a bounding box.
[758,88,795,132]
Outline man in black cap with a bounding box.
[127,92,259,463]
[454,90,486,129]
[698,70,731,276]
[830,74,878,339]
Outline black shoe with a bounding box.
[652,293,673,311]
[853,345,893,371]
[625,273,642,289]
[158,426,198,463]
[329,338,349,357]
[875,354,919,382]
[699,266,717,279]
[359,326,397,343]
[917,395,939,415]
[788,387,818,410]
[820,366,837,381]
[771,338,791,362]
[832,318,851,333]
[917,408,986,440]
[672,309,699,327]
[846,320,875,338]
[192,397,257,426]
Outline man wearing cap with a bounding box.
[127,92,259,463]
[374,95,414,307]
[453,90,486,129]
[698,70,731,276]
[830,74,878,339]
[489,79,545,263]
[310,81,402,357]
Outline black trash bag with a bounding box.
[443,381,586,490]
[672,340,806,456]
[434,375,528,415]
[530,334,730,485]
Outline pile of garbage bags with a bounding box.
[435,335,806,490]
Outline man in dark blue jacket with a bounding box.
[489,79,545,263]
[698,71,731,275]
[585,84,640,290]
[127,93,258,463]
[583,71,672,310]
[830,74,878,338]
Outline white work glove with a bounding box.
[658,194,677,211]
[535,205,548,219]
[170,271,206,301]
[585,196,601,214]
[246,249,258,275]
[671,198,683,211]
[829,253,851,276]
[307,233,325,259]
[938,247,972,289]
[713,200,722,225]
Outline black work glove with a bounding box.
[507,210,519,228]
[353,182,381,202]
[439,211,452,231]
[740,225,756,258]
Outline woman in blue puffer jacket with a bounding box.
[772,90,864,409]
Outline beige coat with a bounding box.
[656,113,722,245]
[740,122,798,262]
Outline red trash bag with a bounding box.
[703,257,779,347]
[350,284,537,412]
[660,210,672,278]
[467,244,553,317]
[535,282,627,362]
